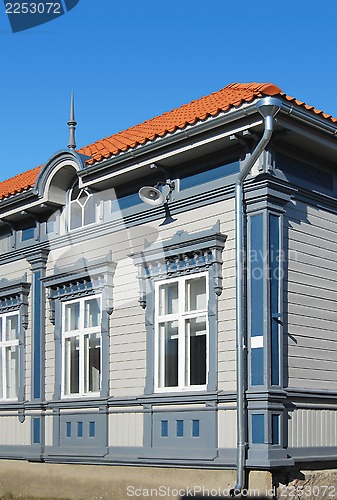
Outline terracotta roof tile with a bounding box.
[1,82,336,201]
[77,82,283,165]
[0,165,42,200]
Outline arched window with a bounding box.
[68,181,96,231]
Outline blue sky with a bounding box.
[1,1,337,182]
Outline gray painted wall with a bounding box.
[284,198,337,392]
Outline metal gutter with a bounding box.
[232,97,281,495]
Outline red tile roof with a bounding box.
[0,165,43,200]
[79,82,282,164]
[1,82,336,201]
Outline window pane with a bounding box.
[70,202,82,230]
[161,420,168,437]
[65,336,79,394]
[186,316,207,385]
[176,420,184,437]
[83,194,96,226]
[192,419,200,437]
[84,299,100,328]
[180,161,240,190]
[5,345,18,399]
[84,333,100,393]
[6,315,18,341]
[159,282,178,315]
[186,277,206,311]
[89,421,95,437]
[159,321,178,387]
[65,302,80,331]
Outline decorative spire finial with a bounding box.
[67,90,77,149]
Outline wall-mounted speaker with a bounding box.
[138,186,165,206]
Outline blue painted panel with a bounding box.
[153,410,215,451]
[89,421,95,438]
[66,422,71,438]
[176,420,184,437]
[270,214,280,386]
[252,414,264,444]
[180,160,239,191]
[272,414,280,445]
[161,420,168,437]
[33,418,40,444]
[22,226,35,241]
[77,421,83,438]
[114,192,142,211]
[251,348,264,386]
[33,271,41,399]
[192,420,200,438]
[250,214,264,337]
[250,214,264,386]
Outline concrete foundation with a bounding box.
[0,461,238,499]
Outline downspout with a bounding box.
[232,97,281,496]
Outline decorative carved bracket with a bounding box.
[43,252,116,324]
[131,222,227,308]
[0,275,31,329]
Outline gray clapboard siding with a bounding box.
[0,260,29,278]
[109,410,143,447]
[287,377,337,391]
[288,226,337,253]
[41,197,236,401]
[285,197,337,392]
[288,257,337,280]
[287,350,337,370]
[288,408,337,447]
[111,350,146,364]
[287,311,337,331]
[289,238,337,265]
[287,303,337,323]
[287,199,337,227]
[110,332,146,347]
[288,271,337,290]
[0,415,31,446]
[289,332,337,351]
[288,291,337,312]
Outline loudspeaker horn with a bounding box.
[139,186,165,206]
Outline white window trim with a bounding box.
[61,294,102,399]
[67,184,97,232]
[0,311,19,401]
[154,272,209,393]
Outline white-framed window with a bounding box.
[68,182,96,231]
[62,295,101,397]
[0,312,19,400]
[155,273,208,391]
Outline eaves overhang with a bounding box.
[78,99,266,189]
[79,96,337,190]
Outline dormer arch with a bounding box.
[36,149,87,206]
